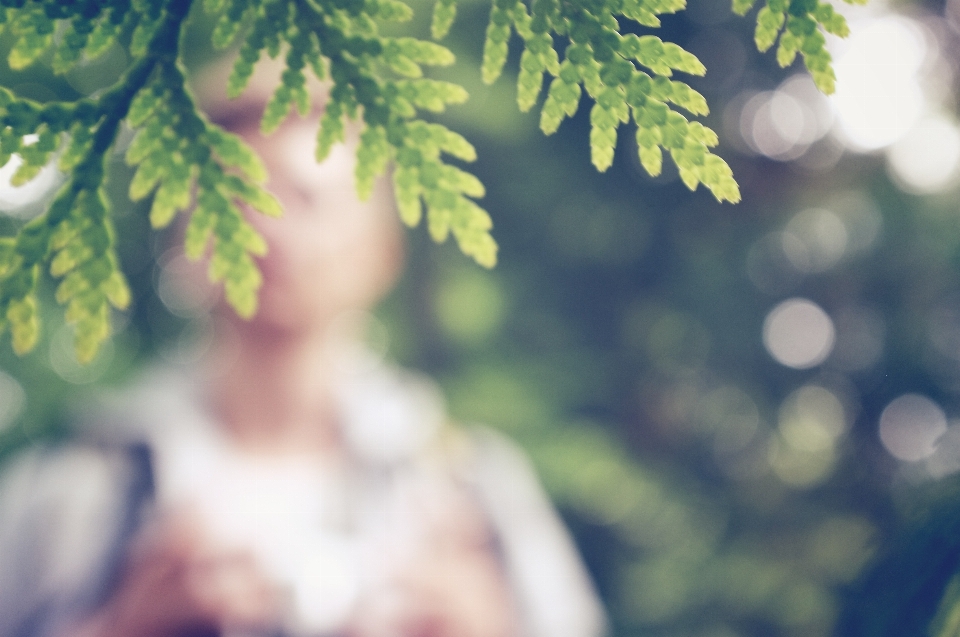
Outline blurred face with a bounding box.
[226,115,403,333]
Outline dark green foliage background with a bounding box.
[1,0,960,636]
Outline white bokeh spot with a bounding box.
[831,16,929,151]
[886,114,960,194]
[878,394,947,462]
[763,298,836,369]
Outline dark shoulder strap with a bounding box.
[90,441,156,611]
[3,441,156,637]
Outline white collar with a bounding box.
[86,351,447,466]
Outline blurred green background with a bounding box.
[2,0,960,635]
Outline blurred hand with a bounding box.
[65,511,282,637]
[349,487,519,637]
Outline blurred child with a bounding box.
[0,59,607,637]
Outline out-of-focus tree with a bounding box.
[2,0,960,636]
[384,0,960,635]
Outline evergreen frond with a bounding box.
[0,0,861,360]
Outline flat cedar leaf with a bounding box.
[621,0,662,27]
[292,84,309,120]
[441,165,485,197]
[128,89,160,127]
[404,79,468,112]
[64,289,98,324]
[426,201,451,243]
[560,80,582,116]
[678,141,706,167]
[150,165,195,229]
[467,231,497,268]
[687,122,719,147]
[376,0,415,21]
[638,143,663,176]
[815,4,850,36]
[388,55,423,78]
[811,66,836,93]
[212,13,245,49]
[209,129,267,182]
[670,47,707,76]
[517,50,545,112]
[63,297,84,326]
[661,111,688,149]
[755,6,785,51]
[78,254,113,288]
[50,242,91,277]
[225,277,259,319]
[130,19,161,57]
[52,31,87,74]
[50,215,79,252]
[103,270,131,310]
[86,18,120,59]
[542,77,583,122]
[677,163,699,190]
[229,58,256,98]
[589,112,618,172]
[235,222,268,256]
[540,90,567,135]
[434,127,476,161]
[0,0,766,356]
[317,102,345,161]
[10,161,43,187]
[636,124,662,148]
[768,0,788,13]
[0,238,17,277]
[449,198,496,267]
[220,252,262,319]
[185,205,216,260]
[129,156,165,201]
[702,153,741,202]
[125,123,163,166]
[7,294,39,356]
[307,35,327,79]
[74,303,110,364]
[393,165,422,226]
[208,248,231,283]
[671,82,708,115]
[482,22,511,84]
[261,86,292,133]
[240,184,284,217]
[455,224,498,268]
[396,38,455,65]
[356,126,392,199]
[432,0,458,38]
[16,219,51,264]
[9,28,53,71]
[777,33,800,66]
[55,271,86,305]
[630,36,673,76]
[150,191,178,229]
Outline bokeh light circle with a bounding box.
[831,16,928,151]
[778,385,848,453]
[878,394,947,461]
[886,114,960,194]
[763,299,836,369]
[784,208,849,273]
